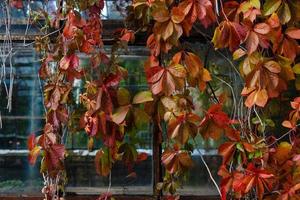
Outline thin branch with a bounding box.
[193,140,222,197]
[104,172,112,200]
[203,45,219,104]
[253,106,265,137]
[213,75,237,121]
[268,124,300,147]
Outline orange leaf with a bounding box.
[27,134,36,151]
[185,52,202,78]
[246,31,259,54]
[152,7,170,22]
[28,146,41,165]
[171,7,185,23]
[162,149,193,174]
[254,23,271,35]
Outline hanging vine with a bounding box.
[3,0,299,199]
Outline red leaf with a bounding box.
[84,114,99,137]
[46,144,65,170]
[286,28,300,39]
[63,10,86,39]
[233,164,274,199]
[219,142,236,165]
[27,134,36,151]
[199,103,231,139]
[137,152,148,162]
[218,165,234,200]
[9,0,23,9]
[59,54,82,82]
[60,54,79,70]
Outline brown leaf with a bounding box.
[95,148,113,177]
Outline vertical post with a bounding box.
[152,100,163,200]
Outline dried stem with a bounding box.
[193,140,221,197]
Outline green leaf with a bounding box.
[250,0,261,9]
[240,2,252,13]
[133,107,150,128]
[132,91,153,104]
[117,88,131,106]
[254,150,263,158]
[263,0,282,16]
[296,77,300,90]
[237,153,242,165]
[119,143,138,164]
[258,123,265,133]
[277,3,291,24]
[248,152,254,159]
[251,117,260,124]
[265,119,275,127]
[236,143,244,152]
[293,63,300,74]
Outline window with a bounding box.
[0,1,224,198]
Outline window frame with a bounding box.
[0,2,221,199]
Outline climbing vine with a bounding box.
[5,0,299,199]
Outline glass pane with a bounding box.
[0,45,44,196]
[0,46,44,148]
[102,0,130,20]
[175,42,243,195]
[179,153,220,196]
[65,52,153,195]
[0,46,153,195]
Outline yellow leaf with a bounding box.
[132,91,153,104]
[250,0,261,9]
[293,63,300,74]
[233,48,246,60]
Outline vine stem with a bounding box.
[193,140,222,197]
[203,45,219,104]
[253,105,265,138]
[104,172,112,200]
[213,75,237,122]
[268,124,300,147]
[219,0,229,21]
[23,0,31,46]
[23,28,63,47]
